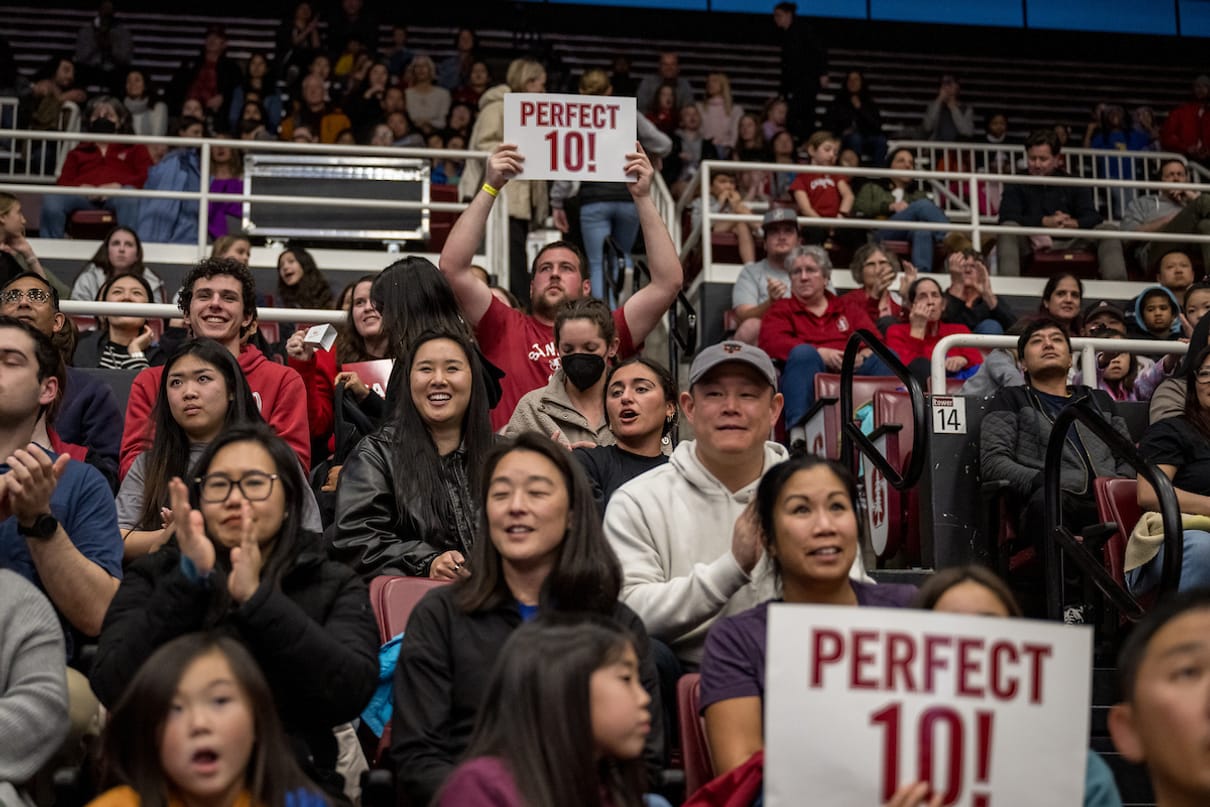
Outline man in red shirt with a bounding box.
[439,142,683,430]
[41,96,152,238]
[1160,75,1210,165]
[119,258,310,478]
[758,244,891,429]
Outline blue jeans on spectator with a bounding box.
[1126,529,1210,594]
[580,200,640,303]
[876,199,949,271]
[974,319,1004,335]
[780,343,895,430]
[841,131,888,167]
[40,189,140,238]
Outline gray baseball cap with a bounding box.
[763,207,799,227]
[688,341,778,388]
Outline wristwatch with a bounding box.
[18,513,59,540]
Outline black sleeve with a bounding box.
[573,447,607,517]
[1140,419,1188,468]
[615,603,667,782]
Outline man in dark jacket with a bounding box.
[167,24,242,125]
[774,2,827,139]
[997,129,1126,279]
[980,318,1133,608]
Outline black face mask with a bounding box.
[562,353,605,391]
[89,117,118,134]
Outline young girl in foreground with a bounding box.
[438,616,651,807]
[90,633,326,807]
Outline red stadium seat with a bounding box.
[873,389,920,563]
[1093,476,1141,588]
[677,673,714,797]
[368,575,448,643]
[813,373,903,460]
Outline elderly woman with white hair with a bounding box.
[759,244,895,430]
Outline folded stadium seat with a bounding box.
[709,230,745,265]
[65,209,116,240]
[812,373,904,460]
[71,315,97,332]
[428,183,457,253]
[1092,477,1142,594]
[1024,248,1100,280]
[676,673,714,797]
[873,389,920,564]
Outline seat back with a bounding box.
[73,366,140,414]
[368,576,448,643]
[677,673,714,797]
[1094,476,1140,586]
[873,389,919,561]
[813,373,903,460]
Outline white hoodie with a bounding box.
[604,439,788,664]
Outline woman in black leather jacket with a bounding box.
[332,329,495,580]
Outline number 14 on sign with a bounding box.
[932,396,966,435]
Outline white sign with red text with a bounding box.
[503,93,636,182]
[765,605,1091,807]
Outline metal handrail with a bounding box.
[930,333,1187,395]
[839,330,926,491]
[1042,397,1183,620]
[60,299,344,325]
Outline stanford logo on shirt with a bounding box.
[837,315,850,333]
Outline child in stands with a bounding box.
[789,130,855,248]
[89,633,327,807]
[437,616,652,807]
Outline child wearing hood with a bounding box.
[1131,285,1182,340]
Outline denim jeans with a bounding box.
[841,131,888,167]
[580,200,639,302]
[39,190,140,238]
[876,199,949,271]
[974,319,1005,335]
[1126,529,1210,594]
[780,343,895,429]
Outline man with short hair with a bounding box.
[1120,158,1210,271]
[980,317,1132,611]
[119,258,309,477]
[997,129,1124,279]
[635,51,695,115]
[439,143,683,430]
[0,315,121,641]
[605,340,786,667]
[758,245,891,430]
[731,208,800,344]
[280,73,352,144]
[0,272,122,473]
[1108,589,1210,807]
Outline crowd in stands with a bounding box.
[8,4,1210,807]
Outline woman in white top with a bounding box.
[122,68,168,137]
[70,226,165,303]
[405,55,452,135]
[697,72,743,159]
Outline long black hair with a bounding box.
[97,633,321,807]
[276,245,333,310]
[387,329,493,545]
[96,270,156,335]
[456,432,621,614]
[1183,345,1210,444]
[371,256,472,359]
[188,422,310,585]
[135,340,261,532]
[452,615,645,807]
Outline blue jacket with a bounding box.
[136,148,200,244]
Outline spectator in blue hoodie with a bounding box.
[1131,285,1182,340]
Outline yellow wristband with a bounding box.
[481,182,499,198]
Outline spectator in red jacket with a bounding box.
[1161,75,1210,164]
[885,276,982,383]
[119,258,310,479]
[758,245,892,431]
[41,96,152,238]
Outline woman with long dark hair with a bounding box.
[390,432,663,806]
[277,245,333,312]
[438,616,649,807]
[574,356,677,513]
[115,340,260,560]
[71,225,165,303]
[333,330,493,580]
[1039,272,1084,335]
[699,453,915,777]
[823,70,886,166]
[92,422,379,794]
[73,273,162,370]
[1132,344,1210,595]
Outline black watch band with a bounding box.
[18,513,58,540]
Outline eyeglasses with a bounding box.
[1,288,50,305]
[1196,369,1210,384]
[195,471,280,503]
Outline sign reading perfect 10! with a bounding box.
[503,93,637,182]
[764,606,1092,806]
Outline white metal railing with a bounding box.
[687,158,1210,294]
[60,299,345,325]
[889,140,1209,223]
[1,129,504,269]
[930,333,1188,394]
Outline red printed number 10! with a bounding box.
[870,704,994,806]
[543,130,598,173]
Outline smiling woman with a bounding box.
[698,452,916,779]
[333,330,494,581]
